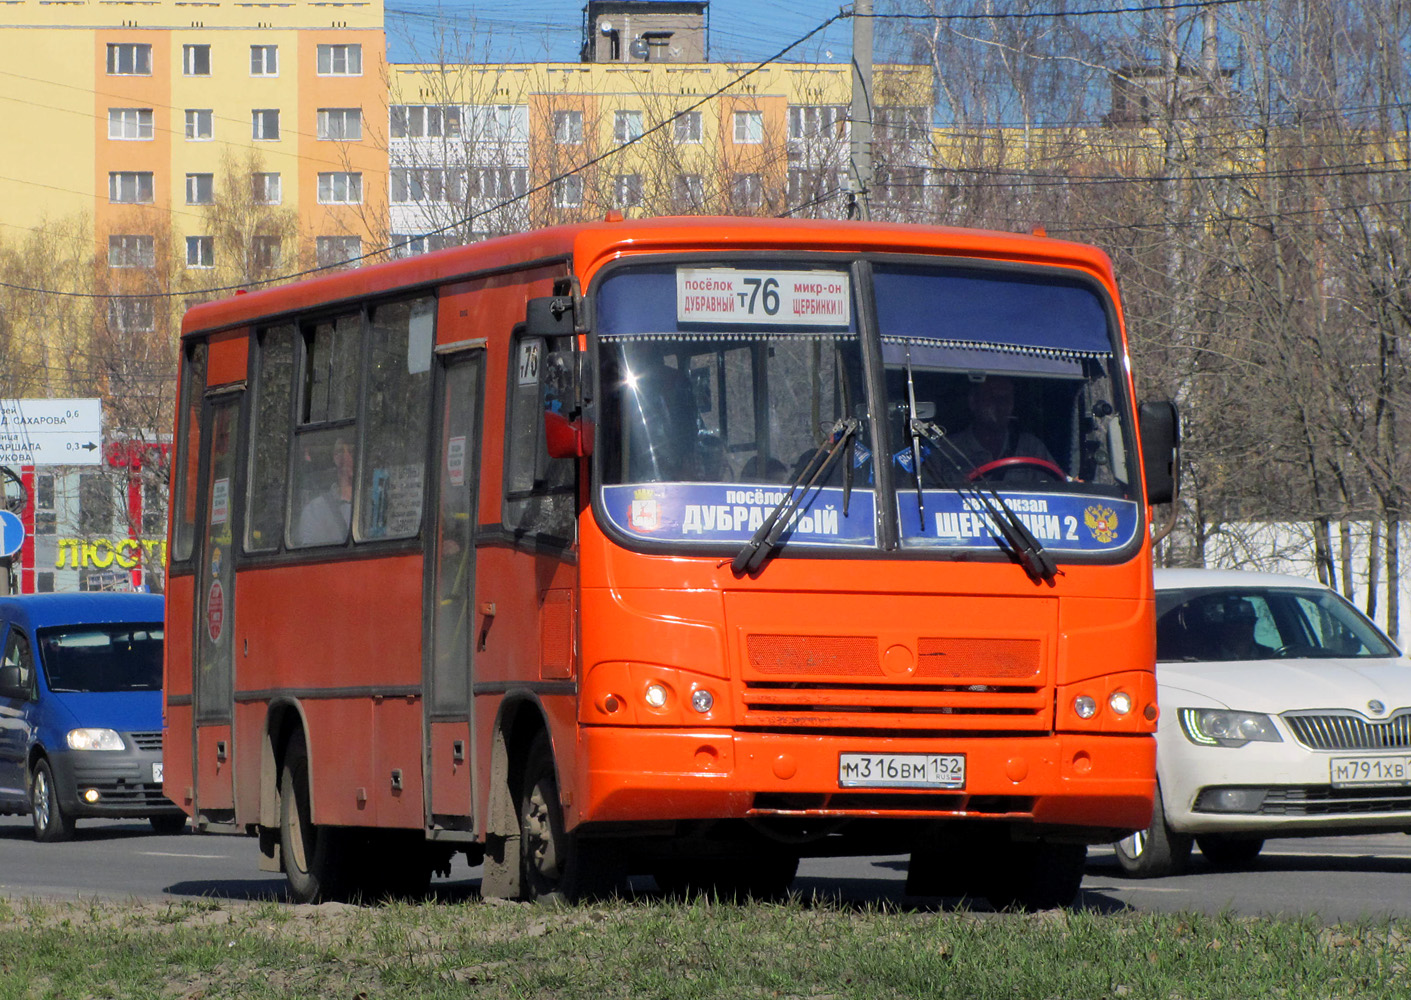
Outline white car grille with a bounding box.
[1283,711,1411,751]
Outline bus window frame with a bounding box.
[169,340,210,573]
[584,249,1146,567]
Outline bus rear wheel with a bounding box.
[519,733,616,904]
[280,733,346,903]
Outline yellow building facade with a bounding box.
[0,0,388,271]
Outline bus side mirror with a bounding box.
[526,296,574,338]
[1138,400,1180,505]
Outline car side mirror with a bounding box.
[1138,400,1180,505]
[0,663,25,700]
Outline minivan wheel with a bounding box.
[31,760,75,842]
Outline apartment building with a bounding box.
[0,0,388,275]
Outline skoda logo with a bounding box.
[1368,700,1387,716]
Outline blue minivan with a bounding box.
[0,593,185,840]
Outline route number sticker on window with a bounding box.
[676,269,850,327]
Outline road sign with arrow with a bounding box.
[0,399,104,466]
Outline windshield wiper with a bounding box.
[911,419,1060,585]
[732,417,861,576]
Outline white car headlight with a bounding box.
[1178,708,1282,748]
[67,728,125,751]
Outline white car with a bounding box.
[1116,567,1411,877]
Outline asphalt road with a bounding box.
[2,813,1410,920]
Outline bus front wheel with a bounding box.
[279,733,345,903]
[519,733,616,903]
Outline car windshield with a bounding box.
[1155,587,1398,662]
[37,623,164,693]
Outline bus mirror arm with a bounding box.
[546,409,594,459]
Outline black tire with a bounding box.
[1113,785,1192,878]
[30,759,75,842]
[149,814,188,835]
[984,842,1088,911]
[519,733,618,903]
[279,732,346,903]
[1196,835,1264,869]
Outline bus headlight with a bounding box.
[68,728,125,751]
[690,689,714,714]
[1108,691,1133,716]
[1073,696,1098,719]
[644,683,669,709]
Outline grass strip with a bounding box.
[0,895,1405,999]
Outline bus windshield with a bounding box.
[595,259,1139,559]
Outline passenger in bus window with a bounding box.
[296,435,354,545]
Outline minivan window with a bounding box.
[37,624,164,693]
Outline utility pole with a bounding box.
[848,0,873,220]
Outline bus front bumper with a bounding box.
[574,728,1155,838]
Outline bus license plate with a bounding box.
[838,753,965,789]
[1331,755,1411,788]
[153,763,163,783]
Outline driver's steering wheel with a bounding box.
[966,455,1066,482]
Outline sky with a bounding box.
[382,0,861,66]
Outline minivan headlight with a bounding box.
[67,728,125,751]
[1178,709,1281,748]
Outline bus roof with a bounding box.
[180,216,1118,341]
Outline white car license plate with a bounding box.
[153,762,163,783]
[1330,755,1411,788]
[838,753,965,789]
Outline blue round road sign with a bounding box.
[0,510,24,558]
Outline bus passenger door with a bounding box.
[191,391,241,825]
[423,349,484,836]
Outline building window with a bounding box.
[391,233,456,257]
[252,172,282,204]
[252,109,281,141]
[317,172,363,204]
[186,236,214,268]
[186,173,214,205]
[35,572,54,593]
[317,108,363,141]
[470,166,526,199]
[613,109,643,143]
[553,109,583,144]
[108,108,153,141]
[107,297,156,333]
[181,44,211,76]
[733,110,764,144]
[185,109,213,141]
[788,105,846,141]
[553,174,583,208]
[390,168,446,204]
[673,172,704,210]
[142,479,164,536]
[250,44,278,76]
[35,513,56,537]
[107,43,152,76]
[35,474,53,511]
[252,235,282,268]
[79,473,113,535]
[108,234,155,268]
[613,173,643,209]
[731,172,764,209]
[674,111,702,144]
[316,43,362,75]
[316,236,362,268]
[109,171,154,204]
[389,105,461,139]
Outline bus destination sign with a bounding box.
[676,268,851,327]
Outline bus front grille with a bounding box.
[742,634,1051,731]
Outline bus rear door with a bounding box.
[191,390,241,826]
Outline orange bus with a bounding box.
[164,216,1178,907]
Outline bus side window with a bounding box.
[288,314,360,549]
[245,324,296,553]
[504,330,576,543]
[170,341,207,565]
[357,297,434,540]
